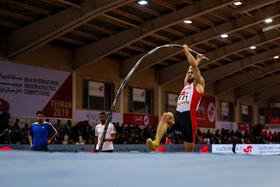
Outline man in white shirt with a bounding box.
[94,112,116,152]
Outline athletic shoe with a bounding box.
[146,138,159,152]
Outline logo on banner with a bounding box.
[243,146,252,154]
[141,91,145,99]
[199,145,209,153]
[207,102,215,122]
[98,85,104,93]
[133,88,145,102]
[144,115,149,126]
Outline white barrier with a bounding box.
[212,144,280,155]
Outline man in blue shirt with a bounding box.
[28,111,58,151]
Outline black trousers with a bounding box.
[34,144,49,152]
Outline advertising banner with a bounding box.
[89,81,104,97]
[271,103,280,108]
[123,113,158,126]
[76,110,121,124]
[212,144,280,155]
[196,95,216,128]
[216,121,238,130]
[241,105,248,115]
[0,61,72,119]
[269,117,280,124]
[133,88,145,102]
[238,122,251,131]
[221,102,229,112]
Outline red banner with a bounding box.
[123,113,158,126]
[269,117,280,124]
[43,74,72,119]
[238,122,251,131]
[196,95,216,128]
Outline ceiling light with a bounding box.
[184,20,192,24]
[138,0,148,5]
[250,46,256,50]
[274,56,279,59]
[234,1,242,6]
[221,34,228,38]
[265,18,273,23]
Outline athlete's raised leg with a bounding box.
[146,112,175,151]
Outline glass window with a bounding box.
[221,101,234,121]
[129,87,153,114]
[241,104,253,123]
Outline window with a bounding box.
[83,80,114,111]
[259,108,265,125]
[241,104,253,123]
[129,87,153,114]
[221,101,234,121]
[165,92,177,114]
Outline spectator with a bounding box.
[0,108,10,134]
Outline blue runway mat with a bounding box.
[0,151,279,187]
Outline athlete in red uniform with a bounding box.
[146,44,205,152]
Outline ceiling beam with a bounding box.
[159,46,280,85]
[158,30,280,85]
[232,0,280,17]
[55,0,81,8]
[120,3,280,78]
[215,62,280,95]
[128,3,161,17]
[0,20,19,29]
[73,0,237,69]
[1,0,49,14]
[0,9,35,22]
[255,83,280,102]
[237,74,280,98]
[4,0,134,59]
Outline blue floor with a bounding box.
[0,151,279,187]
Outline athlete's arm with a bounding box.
[183,45,205,91]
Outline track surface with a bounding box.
[0,151,279,187]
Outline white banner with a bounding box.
[76,110,121,124]
[271,103,280,108]
[133,88,145,102]
[241,105,248,115]
[168,93,177,106]
[259,116,265,125]
[212,144,280,155]
[0,61,72,118]
[89,81,104,97]
[221,102,229,112]
[216,121,238,130]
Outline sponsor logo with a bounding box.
[216,146,232,151]
[0,147,13,151]
[134,116,143,122]
[141,91,145,98]
[98,85,104,93]
[199,145,209,153]
[243,145,252,154]
[158,146,165,153]
[144,115,149,126]
[207,102,215,122]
